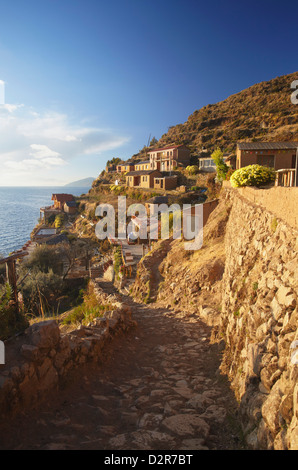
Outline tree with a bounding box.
[107,157,121,166]
[0,282,29,340]
[55,213,65,229]
[211,147,229,181]
[23,245,64,275]
[149,137,158,147]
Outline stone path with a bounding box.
[0,281,243,450]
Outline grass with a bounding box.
[61,282,112,326]
[62,303,111,325]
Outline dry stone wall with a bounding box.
[215,187,298,450]
[0,281,135,418]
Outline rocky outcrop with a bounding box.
[0,281,135,418]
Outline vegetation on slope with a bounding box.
[142,72,298,156]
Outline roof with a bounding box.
[148,144,188,153]
[52,193,74,201]
[237,142,298,150]
[154,175,178,179]
[135,160,150,164]
[118,162,135,166]
[65,201,77,207]
[146,196,169,204]
[125,170,162,176]
[44,233,69,245]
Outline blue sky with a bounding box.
[0,0,297,186]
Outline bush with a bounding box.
[230,165,276,188]
[55,214,65,228]
[62,282,111,325]
[186,165,199,175]
[23,245,63,275]
[0,283,29,340]
[21,269,63,316]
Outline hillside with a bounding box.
[133,72,298,159]
[64,177,95,187]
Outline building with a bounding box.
[198,154,233,172]
[198,157,217,172]
[154,175,178,190]
[33,227,58,241]
[183,199,219,229]
[125,169,162,189]
[116,162,135,173]
[64,201,78,214]
[145,196,169,213]
[148,144,190,172]
[40,206,61,223]
[40,194,75,222]
[134,161,151,171]
[236,142,298,170]
[105,164,116,172]
[52,194,75,211]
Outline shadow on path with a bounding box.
[0,279,244,450]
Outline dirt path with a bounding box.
[0,281,244,450]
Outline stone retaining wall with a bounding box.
[0,282,135,418]
[222,181,298,230]
[214,187,298,450]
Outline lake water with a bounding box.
[0,186,89,257]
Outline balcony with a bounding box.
[275,169,296,187]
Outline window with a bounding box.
[257,154,274,168]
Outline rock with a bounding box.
[276,286,295,307]
[187,392,214,411]
[247,343,262,377]
[181,438,209,450]
[21,344,39,361]
[138,413,163,428]
[246,428,259,450]
[26,320,61,350]
[201,404,227,423]
[262,384,283,434]
[271,297,283,322]
[200,307,220,326]
[108,434,127,448]
[162,414,210,437]
[131,430,175,448]
[38,364,59,392]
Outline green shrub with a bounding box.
[55,213,65,228]
[230,165,275,188]
[186,165,199,175]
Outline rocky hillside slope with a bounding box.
[135,72,298,158]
